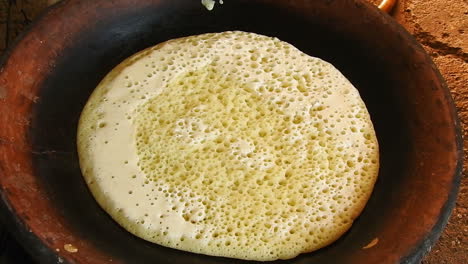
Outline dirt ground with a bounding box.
[0,0,467,263]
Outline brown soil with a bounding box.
[0,0,466,263]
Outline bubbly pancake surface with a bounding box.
[77,31,379,261]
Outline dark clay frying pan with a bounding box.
[0,0,463,263]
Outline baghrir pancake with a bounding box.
[77,31,379,261]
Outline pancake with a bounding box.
[77,31,379,261]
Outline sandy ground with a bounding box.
[0,0,466,263]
